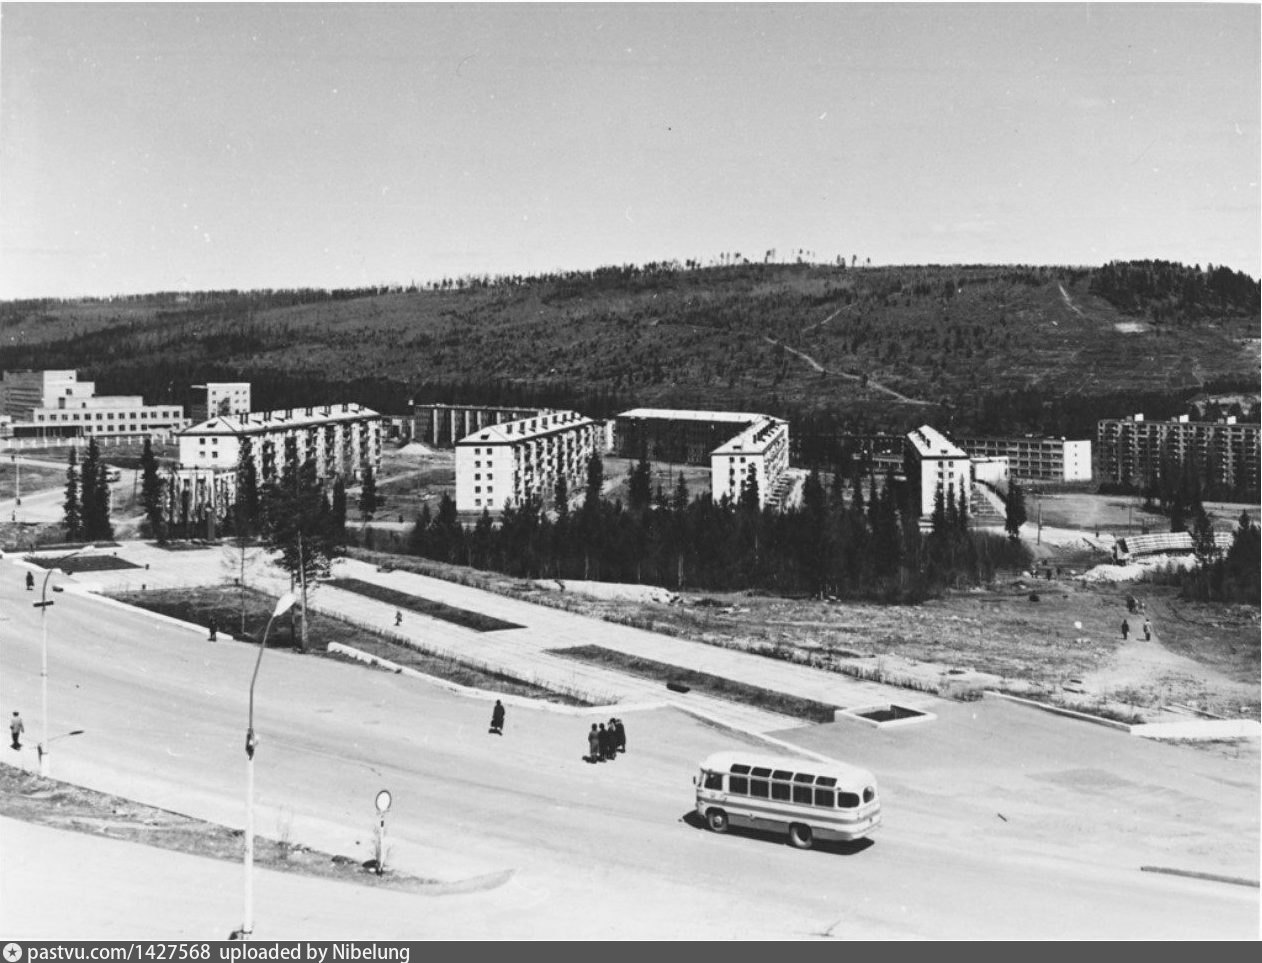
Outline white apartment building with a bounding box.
[455,410,602,516]
[905,425,972,518]
[709,416,791,507]
[2,369,187,441]
[171,403,383,524]
[190,382,252,423]
[954,435,1092,482]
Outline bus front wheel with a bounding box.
[706,809,729,833]
[788,823,814,850]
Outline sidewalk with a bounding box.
[52,542,934,735]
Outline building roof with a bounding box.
[616,407,766,424]
[180,403,380,436]
[711,416,787,456]
[457,410,596,445]
[906,424,966,459]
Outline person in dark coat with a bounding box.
[208,616,218,642]
[612,718,626,754]
[489,700,505,735]
[587,724,601,763]
[10,711,24,750]
[25,571,34,591]
[598,723,611,761]
[1121,619,1130,640]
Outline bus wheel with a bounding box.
[788,823,813,850]
[706,809,729,833]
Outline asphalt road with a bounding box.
[0,554,1257,939]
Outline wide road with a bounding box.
[0,557,1257,939]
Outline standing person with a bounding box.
[10,711,24,750]
[597,723,610,761]
[613,718,626,754]
[208,615,218,642]
[394,609,403,627]
[25,571,34,591]
[1143,619,1152,641]
[1121,618,1130,640]
[489,699,505,735]
[587,724,600,763]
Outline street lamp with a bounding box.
[33,545,95,777]
[242,591,298,942]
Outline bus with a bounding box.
[694,751,881,850]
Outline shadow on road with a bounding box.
[679,810,876,856]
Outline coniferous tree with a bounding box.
[235,437,259,533]
[358,464,379,521]
[139,438,165,541]
[62,447,82,541]
[331,477,348,539]
[1005,480,1027,541]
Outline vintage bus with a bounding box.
[694,751,881,850]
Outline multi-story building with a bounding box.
[456,408,603,514]
[1096,413,1260,496]
[171,403,383,525]
[455,410,602,516]
[2,369,187,441]
[412,403,547,448]
[954,435,1092,482]
[613,407,792,509]
[709,416,791,507]
[190,382,252,423]
[904,425,972,518]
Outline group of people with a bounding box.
[1120,616,1153,641]
[587,718,625,763]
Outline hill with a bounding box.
[2,260,1258,441]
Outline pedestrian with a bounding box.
[598,723,611,761]
[10,711,23,750]
[208,615,218,642]
[1121,618,1130,640]
[25,571,34,591]
[1143,619,1152,641]
[394,609,403,627]
[587,724,600,763]
[489,699,505,735]
[613,718,626,754]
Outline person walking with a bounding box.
[10,711,24,750]
[394,609,403,627]
[25,571,34,591]
[587,724,600,763]
[1143,619,1152,641]
[1121,618,1130,640]
[489,699,505,735]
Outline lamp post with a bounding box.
[33,545,95,777]
[242,591,298,942]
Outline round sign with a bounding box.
[375,789,392,814]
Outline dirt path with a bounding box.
[762,336,933,406]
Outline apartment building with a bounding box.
[1096,413,1260,495]
[954,435,1092,482]
[171,403,383,524]
[455,410,602,516]
[2,369,188,441]
[709,416,791,507]
[190,382,252,423]
[905,425,972,517]
[412,403,547,448]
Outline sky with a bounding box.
[1,2,1258,299]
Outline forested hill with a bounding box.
[3,260,1258,440]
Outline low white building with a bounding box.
[905,425,971,518]
[2,368,187,441]
[709,416,791,507]
[455,410,602,516]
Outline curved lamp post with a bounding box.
[242,591,298,942]
[34,545,95,777]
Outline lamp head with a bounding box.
[272,592,299,618]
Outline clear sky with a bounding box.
[1,3,1258,299]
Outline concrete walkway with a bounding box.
[21,541,931,736]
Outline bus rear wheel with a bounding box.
[706,809,729,833]
[788,823,813,850]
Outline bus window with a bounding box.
[816,776,837,787]
[731,764,751,775]
[814,788,835,807]
[771,781,791,801]
[751,767,772,778]
[730,776,749,795]
[837,791,860,808]
[703,772,724,791]
[792,785,813,805]
[750,779,770,799]
[772,770,793,781]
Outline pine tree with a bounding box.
[235,437,259,533]
[63,447,82,541]
[1005,480,1027,541]
[140,438,165,541]
[358,464,379,521]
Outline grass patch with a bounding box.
[325,577,524,632]
[550,644,840,723]
[27,553,139,574]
